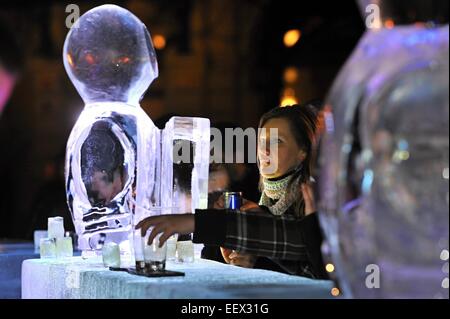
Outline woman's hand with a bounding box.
[228,251,256,268]
[217,196,258,263]
[214,195,259,212]
[220,247,233,263]
[301,182,316,216]
[240,198,259,212]
[220,247,256,268]
[135,214,195,247]
[213,194,225,209]
[221,246,256,267]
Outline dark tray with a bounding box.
[109,267,185,277]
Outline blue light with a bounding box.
[405,29,439,47]
[398,139,409,151]
[362,169,374,195]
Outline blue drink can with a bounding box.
[223,192,242,210]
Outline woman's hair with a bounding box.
[258,103,320,215]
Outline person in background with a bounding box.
[137,104,328,279]
[0,20,22,115]
[0,20,23,239]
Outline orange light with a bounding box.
[283,88,296,96]
[283,67,299,83]
[280,87,298,107]
[414,22,426,28]
[153,34,166,50]
[117,56,131,64]
[283,29,301,48]
[384,19,395,29]
[280,96,298,107]
[85,53,95,65]
[331,287,340,297]
[325,263,335,273]
[67,54,74,68]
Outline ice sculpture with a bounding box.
[162,117,210,215]
[63,5,210,259]
[318,1,449,298]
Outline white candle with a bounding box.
[166,235,177,261]
[40,238,56,259]
[56,237,73,258]
[33,230,48,252]
[176,240,194,263]
[48,217,65,239]
[102,242,121,268]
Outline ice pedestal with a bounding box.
[318,25,449,298]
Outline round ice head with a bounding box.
[63,5,158,106]
[357,0,449,27]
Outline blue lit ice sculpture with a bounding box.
[318,0,449,298]
[63,5,210,259]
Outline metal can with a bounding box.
[223,192,242,210]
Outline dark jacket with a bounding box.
[194,206,328,279]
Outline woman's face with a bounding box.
[258,117,305,179]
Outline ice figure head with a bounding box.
[63,5,158,106]
[318,25,449,298]
[357,0,449,28]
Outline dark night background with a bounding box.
[0,0,365,239]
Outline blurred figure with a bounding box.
[0,20,22,115]
[0,20,23,239]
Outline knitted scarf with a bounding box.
[259,171,301,216]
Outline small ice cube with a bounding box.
[34,230,48,253]
[48,217,65,239]
[166,235,178,261]
[176,240,194,263]
[40,238,56,259]
[102,242,121,268]
[56,237,73,258]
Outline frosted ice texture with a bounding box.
[318,25,449,298]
